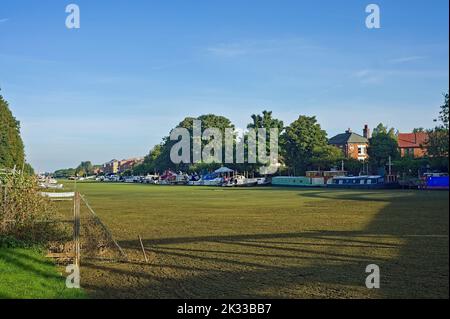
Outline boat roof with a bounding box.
[334,175,382,179]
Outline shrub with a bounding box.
[0,169,59,244]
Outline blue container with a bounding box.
[426,176,449,190]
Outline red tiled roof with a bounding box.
[397,132,428,148]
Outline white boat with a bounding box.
[39,182,63,189]
[188,180,203,186]
[203,178,223,186]
[124,177,135,183]
[223,175,256,187]
[143,174,159,184]
[256,177,270,185]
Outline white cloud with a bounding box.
[352,69,384,85]
[389,56,426,64]
[206,37,322,58]
[207,45,248,58]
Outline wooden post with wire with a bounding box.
[138,235,148,263]
[73,192,81,267]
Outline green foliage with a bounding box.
[76,161,93,176]
[281,115,328,175]
[393,157,429,177]
[372,123,397,139]
[310,144,343,171]
[133,144,163,175]
[0,235,34,248]
[367,129,400,172]
[426,92,449,172]
[247,110,284,131]
[238,110,285,173]
[143,114,235,173]
[343,158,365,176]
[23,163,34,175]
[435,92,449,130]
[0,93,26,170]
[54,168,76,178]
[0,170,58,243]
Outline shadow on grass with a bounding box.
[83,190,448,298]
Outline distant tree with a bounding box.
[243,110,285,173]
[343,158,365,176]
[434,92,449,130]
[23,163,35,175]
[413,127,425,133]
[53,168,76,178]
[247,110,284,131]
[281,115,328,175]
[0,92,26,170]
[133,144,163,175]
[426,92,449,172]
[151,114,235,173]
[76,161,93,176]
[310,145,343,171]
[372,123,397,139]
[393,157,430,177]
[367,130,400,173]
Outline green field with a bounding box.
[0,248,86,299]
[61,182,448,298]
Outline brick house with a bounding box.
[397,132,428,158]
[103,159,119,174]
[118,158,144,172]
[329,125,370,161]
[103,158,144,175]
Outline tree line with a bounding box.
[50,92,448,177]
[0,91,33,175]
[132,93,448,177]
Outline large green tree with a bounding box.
[240,110,285,173]
[148,114,235,173]
[310,144,343,171]
[133,144,163,175]
[372,123,397,139]
[54,168,76,178]
[367,126,399,173]
[281,115,328,175]
[247,110,284,132]
[426,92,449,172]
[0,93,26,171]
[75,161,94,176]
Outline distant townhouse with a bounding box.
[118,157,144,172]
[103,159,119,175]
[102,158,144,175]
[92,166,103,175]
[397,132,428,158]
[329,125,370,161]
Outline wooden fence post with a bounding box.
[73,192,81,267]
[139,235,148,263]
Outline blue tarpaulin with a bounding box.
[426,176,449,189]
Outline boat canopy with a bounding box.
[214,167,234,174]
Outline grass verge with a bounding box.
[0,246,86,299]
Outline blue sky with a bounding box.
[0,0,448,172]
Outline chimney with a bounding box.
[346,128,352,133]
[363,124,371,139]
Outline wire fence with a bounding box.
[1,167,127,265]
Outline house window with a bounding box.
[404,148,415,157]
[358,145,366,155]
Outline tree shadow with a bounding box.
[83,190,448,299]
